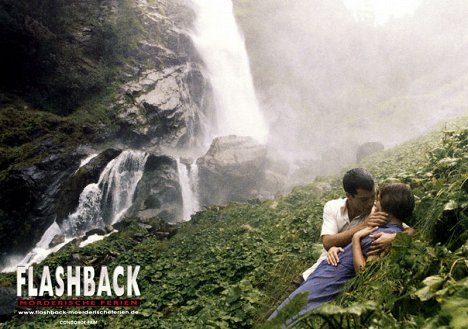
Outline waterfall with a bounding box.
[177,159,200,221]
[1,150,148,272]
[63,150,148,235]
[190,0,268,142]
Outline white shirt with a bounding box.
[302,198,366,280]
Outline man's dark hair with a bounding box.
[379,183,415,220]
[342,168,374,196]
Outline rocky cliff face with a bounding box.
[0,145,86,263]
[115,0,214,150]
[0,0,211,265]
[116,63,211,149]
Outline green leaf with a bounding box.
[414,275,445,301]
[443,200,458,211]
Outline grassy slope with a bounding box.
[2,116,467,328]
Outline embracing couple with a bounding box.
[269,168,415,324]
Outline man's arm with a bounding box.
[367,225,415,255]
[322,224,365,250]
[322,211,389,250]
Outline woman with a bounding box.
[268,183,415,325]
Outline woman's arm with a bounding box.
[352,226,378,272]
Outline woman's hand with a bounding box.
[353,226,378,240]
[327,246,344,266]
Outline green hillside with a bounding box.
[2,117,467,328]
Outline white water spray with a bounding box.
[190,0,268,142]
[1,222,73,273]
[79,153,98,168]
[177,159,200,221]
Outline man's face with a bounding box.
[347,188,375,216]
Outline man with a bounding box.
[302,168,407,280]
[269,183,415,325]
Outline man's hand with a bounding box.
[327,246,344,266]
[367,232,397,256]
[365,211,389,227]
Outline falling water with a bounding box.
[190,0,268,142]
[0,222,73,273]
[79,153,98,168]
[63,150,148,235]
[177,159,200,221]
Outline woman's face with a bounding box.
[373,200,382,212]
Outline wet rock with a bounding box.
[85,228,107,237]
[138,223,153,230]
[105,225,114,233]
[111,0,213,150]
[128,155,183,223]
[116,64,212,149]
[58,237,83,253]
[0,146,83,265]
[197,136,268,206]
[49,234,65,248]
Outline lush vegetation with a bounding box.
[1,118,467,328]
[0,91,123,180]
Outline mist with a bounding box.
[233,0,468,169]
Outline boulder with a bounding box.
[128,155,183,223]
[85,228,107,238]
[356,142,384,163]
[197,136,268,206]
[104,225,114,233]
[49,234,65,248]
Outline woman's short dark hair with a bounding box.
[343,168,374,196]
[379,183,415,220]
